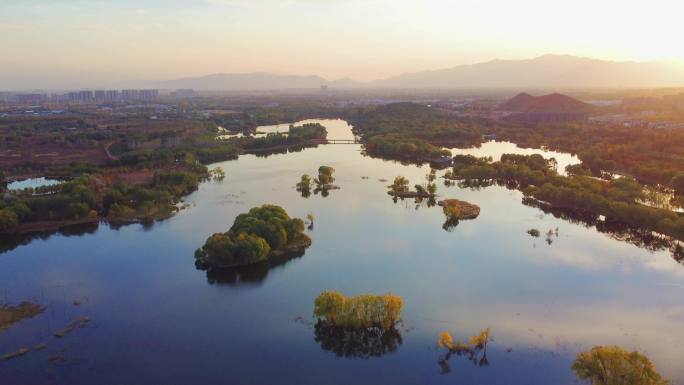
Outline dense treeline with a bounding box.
[346,102,684,192]
[0,166,207,232]
[483,120,684,190]
[345,103,480,163]
[365,133,451,161]
[447,154,684,241]
[243,123,327,151]
[209,105,340,134]
[194,205,310,268]
[345,103,483,144]
[0,176,97,231]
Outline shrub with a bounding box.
[316,166,335,186]
[0,209,19,231]
[314,291,403,330]
[572,346,668,385]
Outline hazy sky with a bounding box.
[1,0,683,88]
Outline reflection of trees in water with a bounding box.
[313,186,331,197]
[457,179,496,190]
[251,145,313,158]
[438,346,489,374]
[437,329,490,375]
[0,222,99,254]
[442,216,460,232]
[313,320,403,359]
[391,195,437,210]
[523,198,684,263]
[198,245,307,286]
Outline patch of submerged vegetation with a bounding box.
[54,316,90,338]
[0,302,44,332]
[1,347,30,361]
[209,166,225,181]
[437,328,491,374]
[572,345,668,385]
[195,204,311,269]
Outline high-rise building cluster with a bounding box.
[0,89,160,105]
[64,89,159,103]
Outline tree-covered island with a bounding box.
[194,204,311,269]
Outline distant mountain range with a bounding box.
[153,55,684,90]
[155,72,329,91]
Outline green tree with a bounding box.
[195,205,309,268]
[296,174,312,197]
[0,209,19,231]
[390,176,410,194]
[316,166,335,186]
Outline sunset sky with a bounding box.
[1,0,683,88]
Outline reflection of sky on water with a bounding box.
[0,120,682,384]
[450,140,580,175]
[7,177,62,190]
[257,118,357,141]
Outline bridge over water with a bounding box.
[310,138,361,144]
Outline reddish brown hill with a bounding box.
[503,92,592,113]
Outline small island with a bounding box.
[314,291,403,330]
[437,328,491,372]
[296,166,339,198]
[438,199,481,220]
[195,204,311,269]
[388,171,437,199]
[1,301,44,332]
[439,199,480,231]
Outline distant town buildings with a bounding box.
[3,89,162,105]
[16,93,48,104]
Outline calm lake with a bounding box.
[0,119,682,385]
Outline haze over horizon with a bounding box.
[2,0,684,90]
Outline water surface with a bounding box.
[0,119,682,385]
[7,177,62,191]
[450,140,580,176]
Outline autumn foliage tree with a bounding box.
[314,291,403,330]
[572,346,668,385]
